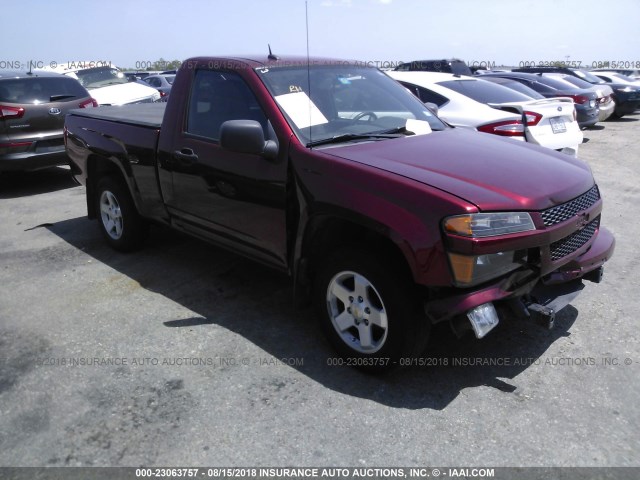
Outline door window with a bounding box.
[186,70,268,141]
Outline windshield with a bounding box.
[572,70,605,84]
[73,67,128,89]
[256,65,447,146]
[534,75,581,91]
[553,75,595,89]
[491,79,543,99]
[165,75,176,85]
[608,73,638,84]
[439,79,534,103]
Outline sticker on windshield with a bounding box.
[406,119,432,136]
[274,91,328,129]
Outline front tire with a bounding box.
[314,248,429,372]
[96,176,148,251]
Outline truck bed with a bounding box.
[68,103,166,128]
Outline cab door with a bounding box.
[162,69,288,269]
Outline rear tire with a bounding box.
[95,175,148,251]
[609,100,623,119]
[314,248,430,372]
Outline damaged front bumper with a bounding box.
[426,226,615,338]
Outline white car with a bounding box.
[388,71,582,156]
[541,73,615,121]
[592,71,640,87]
[42,62,161,106]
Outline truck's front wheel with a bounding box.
[314,249,429,372]
[96,176,148,251]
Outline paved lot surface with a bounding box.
[0,114,638,468]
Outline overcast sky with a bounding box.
[2,0,639,70]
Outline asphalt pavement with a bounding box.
[0,114,638,469]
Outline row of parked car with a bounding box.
[0,63,172,174]
[388,60,640,157]
[0,58,638,174]
[122,70,176,101]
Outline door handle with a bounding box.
[173,148,199,164]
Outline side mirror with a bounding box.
[424,102,439,116]
[219,120,278,161]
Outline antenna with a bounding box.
[268,44,279,61]
[305,1,312,146]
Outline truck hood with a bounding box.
[321,128,594,211]
[88,82,160,106]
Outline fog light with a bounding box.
[467,302,499,339]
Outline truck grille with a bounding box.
[550,216,599,261]
[541,185,600,227]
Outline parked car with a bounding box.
[591,68,640,80]
[475,75,547,99]
[123,71,157,82]
[390,72,527,136]
[478,72,599,128]
[124,72,141,82]
[512,66,607,84]
[388,71,582,156]
[588,73,640,116]
[592,71,640,87]
[540,74,615,122]
[44,63,161,106]
[143,74,175,101]
[64,56,614,371]
[394,58,472,76]
[513,67,638,118]
[0,70,97,173]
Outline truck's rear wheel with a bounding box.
[96,176,148,251]
[314,248,429,372]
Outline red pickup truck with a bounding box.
[64,56,615,370]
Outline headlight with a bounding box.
[443,212,535,238]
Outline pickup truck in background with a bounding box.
[64,55,615,371]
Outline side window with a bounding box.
[399,82,449,107]
[186,70,268,141]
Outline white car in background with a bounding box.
[591,71,640,87]
[541,73,615,122]
[388,71,583,156]
[42,62,161,106]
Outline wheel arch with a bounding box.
[295,208,419,294]
[86,154,141,219]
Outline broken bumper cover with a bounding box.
[543,226,615,284]
[426,227,615,324]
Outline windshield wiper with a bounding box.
[49,94,76,101]
[306,127,409,147]
[378,126,411,135]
